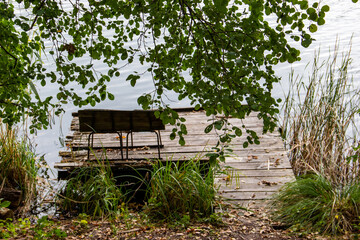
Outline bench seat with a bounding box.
[77,109,165,160]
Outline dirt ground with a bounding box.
[8,200,357,240]
[58,209,299,240]
[8,206,317,240]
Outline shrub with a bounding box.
[58,163,125,218]
[271,174,360,235]
[144,159,216,222]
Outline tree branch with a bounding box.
[0,43,18,69]
[29,0,46,31]
[0,100,21,107]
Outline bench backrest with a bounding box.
[78,109,165,133]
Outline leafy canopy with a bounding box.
[1,0,356,151]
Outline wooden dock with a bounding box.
[55,108,294,208]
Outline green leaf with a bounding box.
[214,120,224,130]
[179,136,185,146]
[309,24,318,33]
[154,110,160,118]
[170,132,176,140]
[180,124,187,134]
[235,128,242,136]
[0,199,11,208]
[206,152,219,164]
[317,18,325,26]
[300,1,308,10]
[301,38,312,48]
[265,6,271,15]
[108,93,115,100]
[121,51,128,60]
[205,124,213,133]
[321,5,330,12]
[126,74,140,87]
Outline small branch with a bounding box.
[118,228,141,234]
[0,100,22,107]
[0,43,18,69]
[29,0,46,31]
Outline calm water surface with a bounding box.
[33,1,360,176]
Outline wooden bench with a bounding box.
[77,109,165,160]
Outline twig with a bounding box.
[118,228,141,234]
[0,43,18,69]
[29,0,46,31]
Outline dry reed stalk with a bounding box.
[281,43,360,184]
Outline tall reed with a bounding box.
[281,44,360,184]
[0,124,38,215]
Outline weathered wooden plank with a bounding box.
[65,134,282,146]
[214,176,293,190]
[217,169,294,178]
[215,183,283,192]
[59,148,287,158]
[218,162,290,170]
[54,158,210,171]
[222,200,270,209]
[218,191,277,200]
[57,152,287,166]
[215,175,294,184]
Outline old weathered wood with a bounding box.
[78,109,165,132]
[0,208,14,220]
[0,188,22,209]
[55,108,294,208]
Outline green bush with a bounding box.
[144,160,216,222]
[58,164,125,218]
[271,174,360,235]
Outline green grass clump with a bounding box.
[271,174,360,235]
[0,124,38,215]
[58,164,125,218]
[144,160,216,222]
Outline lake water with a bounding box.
[32,0,360,177]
